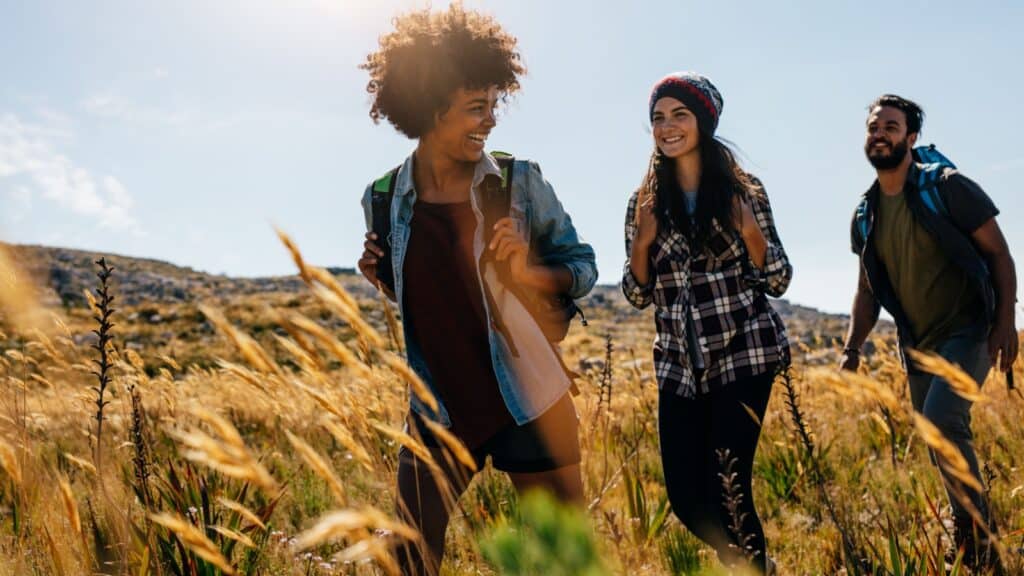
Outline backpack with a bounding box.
[369,152,586,343]
[852,144,955,251]
[851,146,1015,389]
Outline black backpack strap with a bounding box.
[480,152,515,243]
[477,152,520,354]
[480,153,588,345]
[370,165,400,293]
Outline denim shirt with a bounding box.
[362,152,597,426]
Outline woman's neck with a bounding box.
[673,150,702,193]
[413,139,476,203]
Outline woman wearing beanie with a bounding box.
[622,72,791,574]
[358,6,597,575]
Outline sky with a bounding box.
[2,0,1022,317]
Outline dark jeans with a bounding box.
[659,372,775,574]
[907,332,992,527]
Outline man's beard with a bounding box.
[866,138,909,170]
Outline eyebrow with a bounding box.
[466,98,490,106]
[654,105,689,117]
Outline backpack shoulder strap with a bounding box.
[912,145,956,217]
[480,152,515,241]
[852,195,871,252]
[372,165,400,195]
[370,165,401,291]
[914,163,951,217]
[370,164,400,237]
[490,151,515,188]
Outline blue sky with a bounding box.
[2,0,1022,316]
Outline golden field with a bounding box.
[0,240,1021,575]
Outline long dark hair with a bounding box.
[640,130,761,246]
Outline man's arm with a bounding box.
[970,217,1019,372]
[840,265,881,371]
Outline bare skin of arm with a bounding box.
[970,217,1019,372]
[839,265,881,371]
[732,194,768,268]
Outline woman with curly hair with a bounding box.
[623,72,791,574]
[357,6,596,574]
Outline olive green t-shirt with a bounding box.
[873,187,983,350]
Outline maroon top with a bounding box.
[403,199,514,448]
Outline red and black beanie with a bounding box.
[649,72,724,135]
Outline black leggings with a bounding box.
[658,372,775,574]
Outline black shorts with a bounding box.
[410,393,581,474]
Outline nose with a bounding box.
[483,108,497,127]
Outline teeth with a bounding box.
[664,136,682,143]
[469,134,487,143]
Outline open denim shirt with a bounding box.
[362,152,597,426]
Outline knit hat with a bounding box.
[649,72,724,135]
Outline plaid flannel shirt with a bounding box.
[622,181,792,398]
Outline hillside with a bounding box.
[0,243,1018,576]
[7,243,855,333]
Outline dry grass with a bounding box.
[0,238,1020,575]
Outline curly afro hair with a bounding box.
[361,4,525,139]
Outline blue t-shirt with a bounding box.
[684,189,698,217]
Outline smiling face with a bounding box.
[426,86,499,162]
[652,97,700,160]
[865,105,917,170]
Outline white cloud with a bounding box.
[0,113,143,234]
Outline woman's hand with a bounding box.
[358,232,384,285]
[357,232,396,299]
[732,193,759,237]
[634,189,658,248]
[490,217,530,283]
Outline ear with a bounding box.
[907,131,919,148]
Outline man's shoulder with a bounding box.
[936,167,981,191]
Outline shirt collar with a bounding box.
[394,151,503,197]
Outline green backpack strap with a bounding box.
[490,150,514,189]
[370,165,401,292]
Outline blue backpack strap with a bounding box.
[853,196,871,252]
[370,165,401,291]
[912,144,956,217]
